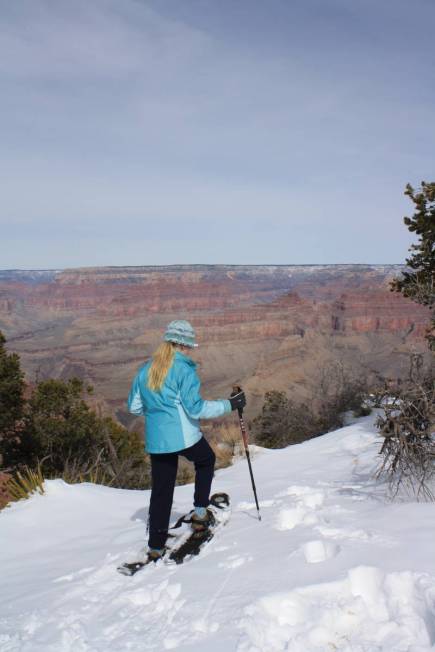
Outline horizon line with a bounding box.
[0,262,405,273]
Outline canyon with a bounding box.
[0,265,431,426]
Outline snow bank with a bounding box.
[1,415,435,651]
[239,566,435,652]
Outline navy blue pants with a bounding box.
[148,437,216,549]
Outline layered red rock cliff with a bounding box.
[0,265,431,421]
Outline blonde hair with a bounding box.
[147,341,176,391]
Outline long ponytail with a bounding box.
[147,341,176,391]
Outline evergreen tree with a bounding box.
[0,331,25,466]
[18,377,99,470]
[391,182,435,349]
[16,377,149,488]
[0,332,149,488]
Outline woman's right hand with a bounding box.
[229,389,246,411]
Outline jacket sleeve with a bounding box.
[180,365,232,419]
[127,372,144,416]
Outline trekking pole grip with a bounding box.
[232,384,244,417]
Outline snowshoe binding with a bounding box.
[168,492,230,565]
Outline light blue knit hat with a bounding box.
[164,320,198,348]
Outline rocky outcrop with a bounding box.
[328,289,429,337]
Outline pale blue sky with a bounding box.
[1,0,434,268]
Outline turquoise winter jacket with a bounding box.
[127,351,232,454]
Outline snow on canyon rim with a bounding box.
[1,413,435,652]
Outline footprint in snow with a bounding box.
[315,525,373,541]
[276,485,326,509]
[214,545,232,553]
[191,619,220,634]
[218,554,253,569]
[236,499,279,511]
[315,524,395,546]
[53,566,96,583]
[275,506,319,531]
[301,539,340,563]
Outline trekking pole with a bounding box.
[232,385,261,521]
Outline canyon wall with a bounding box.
[0,265,431,424]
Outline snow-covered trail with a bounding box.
[1,415,435,651]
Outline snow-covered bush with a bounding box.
[375,355,435,500]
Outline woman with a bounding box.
[127,319,246,561]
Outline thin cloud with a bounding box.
[0,0,434,266]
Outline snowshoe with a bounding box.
[167,492,230,565]
[117,492,230,574]
[117,548,165,576]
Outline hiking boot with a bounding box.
[147,547,166,563]
[190,508,216,532]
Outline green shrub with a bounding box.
[2,373,150,490]
[252,362,369,449]
[251,391,324,448]
[0,331,25,466]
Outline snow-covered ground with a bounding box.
[1,414,435,652]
